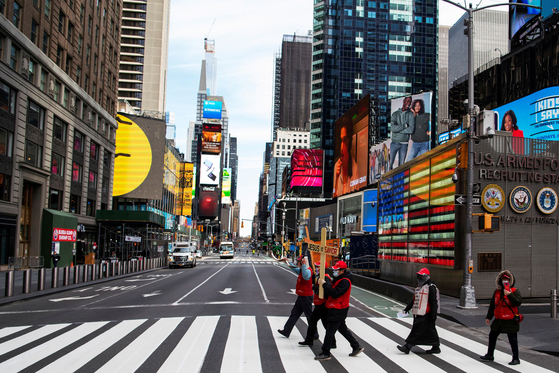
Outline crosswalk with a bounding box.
[0,316,554,373]
[199,258,277,265]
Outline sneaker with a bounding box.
[277,329,289,338]
[397,345,410,354]
[509,359,520,365]
[331,343,337,349]
[426,346,441,354]
[480,354,494,361]
[298,341,313,346]
[314,354,331,361]
[349,346,364,357]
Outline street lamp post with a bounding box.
[443,0,541,309]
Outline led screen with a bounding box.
[510,0,541,39]
[199,188,220,218]
[202,123,222,153]
[203,100,222,119]
[363,189,378,233]
[222,168,231,205]
[200,154,220,186]
[333,96,369,198]
[178,162,193,216]
[290,149,323,189]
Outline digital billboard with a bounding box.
[201,123,222,153]
[200,154,220,186]
[222,168,231,205]
[178,162,193,216]
[493,86,559,142]
[510,0,541,39]
[199,187,220,218]
[290,149,323,190]
[113,114,165,199]
[203,100,222,119]
[333,95,369,198]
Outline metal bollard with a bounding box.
[92,264,97,281]
[111,262,116,276]
[51,268,59,288]
[5,271,14,297]
[552,289,557,319]
[82,265,89,283]
[127,261,131,274]
[63,267,70,286]
[22,270,32,294]
[38,268,45,291]
[73,266,80,284]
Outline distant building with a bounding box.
[273,128,310,158]
[165,111,176,145]
[438,25,451,134]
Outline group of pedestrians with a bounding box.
[278,256,523,366]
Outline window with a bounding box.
[74,131,84,152]
[63,88,69,108]
[80,5,85,24]
[49,188,62,210]
[10,44,19,70]
[13,2,21,29]
[25,141,43,167]
[54,80,60,101]
[53,116,67,142]
[84,75,89,93]
[76,66,81,85]
[101,36,105,53]
[86,199,95,216]
[28,100,45,130]
[102,176,109,194]
[44,0,51,19]
[65,56,72,75]
[0,173,11,201]
[67,22,73,41]
[42,32,49,54]
[86,45,90,65]
[88,16,92,35]
[90,141,98,159]
[70,193,80,213]
[95,26,99,45]
[100,63,104,81]
[93,54,97,73]
[28,60,35,83]
[78,35,83,55]
[92,82,96,100]
[69,0,74,10]
[0,81,16,114]
[56,45,63,66]
[58,11,65,33]
[72,162,82,182]
[40,69,47,91]
[88,170,97,189]
[51,152,64,176]
[31,20,38,44]
[0,128,14,157]
[103,151,110,167]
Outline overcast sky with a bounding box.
[166,0,509,237]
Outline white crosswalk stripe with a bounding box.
[0,316,555,373]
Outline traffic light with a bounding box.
[241,221,244,228]
[478,213,500,232]
[456,142,468,169]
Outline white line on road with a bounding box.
[172,264,230,305]
[221,316,261,373]
[0,324,70,355]
[252,263,269,303]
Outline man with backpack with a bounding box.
[397,268,441,354]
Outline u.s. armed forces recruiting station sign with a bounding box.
[475,153,559,184]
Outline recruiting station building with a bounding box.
[377,133,559,298]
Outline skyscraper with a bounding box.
[438,25,451,133]
[118,0,170,115]
[311,0,438,196]
[229,137,238,204]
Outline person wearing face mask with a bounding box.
[314,261,364,361]
[397,268,441,354]
[480,270,522,365]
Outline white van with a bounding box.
[170,242,197,268]
[219,241,234,259]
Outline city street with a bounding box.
[0,247,558,372]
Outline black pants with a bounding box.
[304,305,336,346]
[322,319,359,356]
[282,295,314,336]
[487,329,519,360]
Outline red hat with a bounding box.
[313,261,330,268]
[297,255,304,261]
[332,261,347,270]
[417,268,430,275]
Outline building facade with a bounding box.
[437,25,450,134]
[273,128,310,159]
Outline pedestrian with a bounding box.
[397,268,441,354]
[480,270,522,365]
[298,261,336,349]
[52,251,60,267]
[277,255,316,339]
[315,261,364,361]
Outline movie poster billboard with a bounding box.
[493,86,559,141]
[200,154,220,186]
[203,100,222,119]
[333,96,369,198]
[290,149,323,189]
[201,123,222,153]
[222,168,231,205]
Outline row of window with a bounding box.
[277,137,308,143]
[49,187,98,217]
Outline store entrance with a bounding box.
[19,182,34,258]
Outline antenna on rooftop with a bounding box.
[206,18,216,39]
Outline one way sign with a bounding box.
[455,195,482,206]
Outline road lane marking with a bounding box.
[49,294,100,302]
[0,324,70,355]
[219,288,237,295]
[142,290,162,298]
[221,316,261,373]
[173,264,230,305]
[252,264,269,303]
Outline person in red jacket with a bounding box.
[315,261,364,361]
[277,255,316,338]
[480,270,522,365]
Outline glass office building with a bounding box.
[311,0,438,196]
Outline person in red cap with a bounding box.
[298,261,336,348]
[397,267,441,354]
[480,270,522,365]
[315,260,364,361]
[277,254,317,339]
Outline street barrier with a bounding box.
[82,265,89,282]
[38,268,45,291]
[73,266,79,284]
[552,289,557,319]
[51,268,59,288]
[92,264,97,281]
[22,270,31,294]
[63,267,70,286]
[5,271,14,297]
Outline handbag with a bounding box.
[504,294,523,323]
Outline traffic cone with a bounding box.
[71,262,73,267]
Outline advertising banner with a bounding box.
[363,189,378,233]
[493,86,559,141]
[178,162,193,216]
[200,154,220,186]
[290,149,323,189]
[222,168,231,205]
[202,123,222,153]
[203,100,223,119]
[333,96,369,197]
[298,208,310,239]
[53,228,77,242]
[199,187,220,218]
[510,0,541,39]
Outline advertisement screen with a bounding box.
[493,86,559,142]
[178,162,193,216]
[202,123,222,153]
[114,114,165,199]
[200,154,220,186]
[222,168,231,205]
[203,100,222,119]
[510,0,541,39]
[290,149,323,189]
[363,189,378,233]
[199,187,220,218]
[333,96,369,198]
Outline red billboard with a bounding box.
[290,149,323,189]
[199,187,220,218]
[53,228,77,242]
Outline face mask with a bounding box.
[333,270,339,277]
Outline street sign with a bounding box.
[455,194,467,205]
[125,236,141,242]
[473,183,482,195]
[472,196,481,206]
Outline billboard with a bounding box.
[363,189,378,233]
[333,95,369,198]
[290,149,323,189]
[222,168,231,205]
[199,187,220,218]
[203,100,222,119]
[493,86,559,142]
[510,0,541,39]
[178,162,193,216]
[201,123,222,153]
[114,114,165,199]
[200,154,220,185]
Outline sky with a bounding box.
[166,0,509,237]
